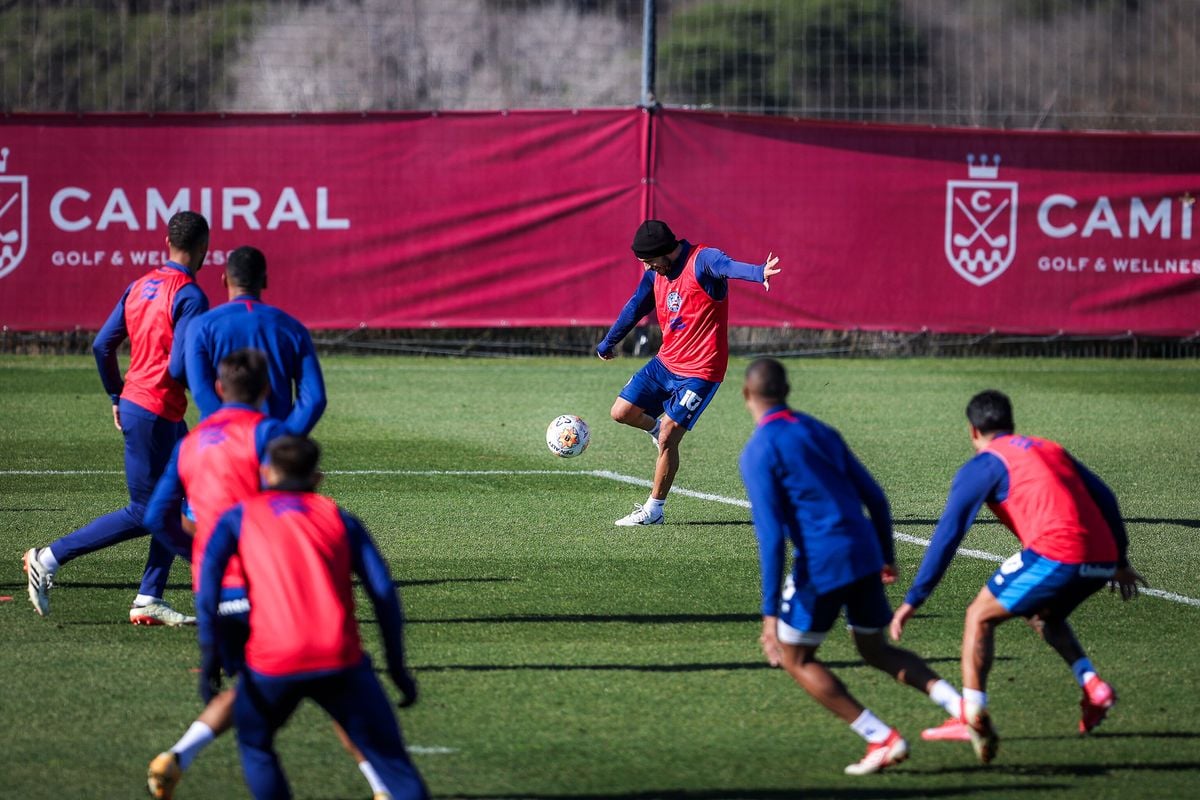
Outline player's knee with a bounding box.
[610,401,635,425]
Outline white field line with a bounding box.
[4,467,1197,608]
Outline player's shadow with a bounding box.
[400,655,983,674]
[675,520,751,526]
[915,760,1200,778]
[446,785,1064,800]
[395,576,520,587]
[393,612,761,625]
[1009,730,1200,741]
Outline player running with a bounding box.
[890,389,1147,763]
[598,219,780,526]
[198,436,428,800]
[182,245,326,435]
[24,210,209,625]
[739,358,965,775]
[143,350,390,800]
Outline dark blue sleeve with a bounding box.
[143,441,193,561]
[198,507,243,648]
[844,446,895,565]
[184,319,222,419]
[255,419,290,462]
[92,289,130,402]
[597,272,656,358]
[284,327,327,435]
[695,247,765,284]
[344,511,408,670]
[904,453,1006,608]
[1072,457,1130,568]
[740,437,789,617]
[168,284,210,385]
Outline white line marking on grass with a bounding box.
[5,467,1197,608]
[408,746,458,755]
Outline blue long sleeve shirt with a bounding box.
[739,406,894,616]
[92,262,208,403]
[597,240,766,357]
[181,296,327,435]
[904,451,1130,609]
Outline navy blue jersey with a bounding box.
[181,296,326,435]
[739,406,894,615]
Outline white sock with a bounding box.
[171,721,216,770]
[358,760,388,795]
[963,688,988,713]
[133,594,160,607]
[644,496,665,513]
[38,548,60,573]
[929,679,963,718]
[648,417,662,439]
[850,709,891,744]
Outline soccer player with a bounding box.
[23,210,210,625]
[598,219,781,526]
[197,436,428,800]
[182,245,326,435]
[144,350,391,800]
[889,389,1147,764]
[739,358,965,775]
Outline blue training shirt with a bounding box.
[903,449,1129,609]
[739,406,894,616]
[93,262,208,404]
[596,240,765,358]
[180,295,327,435]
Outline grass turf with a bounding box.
[0,354,1197,799]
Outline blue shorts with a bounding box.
[619,357,720,430]
[777,572,893,646]
[987,549,1114,618]
[216,587,250,676]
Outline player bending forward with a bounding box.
[739,358,965,775]
[143,350,391,799]
[890,389,1147,764]
[598,219,780,526]
[198,436,428,800]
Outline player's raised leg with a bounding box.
[852,627,967,741]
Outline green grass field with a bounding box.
[1,355,1198,800]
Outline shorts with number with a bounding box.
[987,549,1115,617]
[619,356,720,430]
[216,586,251,676]
[777,572,893,646]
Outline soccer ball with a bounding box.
[546,414,590,458]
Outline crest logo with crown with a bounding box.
[944,153,1018,287]
[0,147,29,280]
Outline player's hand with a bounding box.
[762,253,781,292]
[596,346,615,361]
[112,403,122,432]
[1110,565,1148,601]
[198,645,222,704]
[759,616,783,667]
[881,563,898,585]
[391,667,419,708]
[889,602,916,642]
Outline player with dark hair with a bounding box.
[144,351,390,800]
[739,358,965,775]
[598,220,781,526]
[181,245,326,435]
[890,389,1147,763]
[24,210,210,625]
[198,436,428,800]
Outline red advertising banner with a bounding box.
[0,111,644,330]
[1,109,1197,335]
[654,112,1200,336]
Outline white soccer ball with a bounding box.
[546,414,590,458]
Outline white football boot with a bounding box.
[844,729,909,775]
[23,547,54,617]
[614,503,664,526]
[130,600,196,627]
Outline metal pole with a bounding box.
[640,0,657,107]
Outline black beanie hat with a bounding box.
[631,220,678,259]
